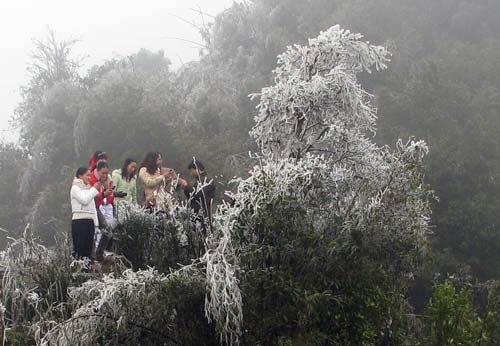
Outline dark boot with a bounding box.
[106,236,114,251]
[96,233,110,262]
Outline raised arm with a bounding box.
[71,185,99,206]
[139,168,164,188]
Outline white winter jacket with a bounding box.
[70,178,99,225]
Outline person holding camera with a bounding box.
[111,158,137,204]
[90,161,115,212]
[70,167,100,261]
[138,152,187,208]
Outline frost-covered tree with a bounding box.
[73,49,181,163]
[211,25,433,344]
[245,25,431,265]
[0,144,26,243]
[11,30,84,244]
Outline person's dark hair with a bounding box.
[96,161,109,171]
[141,152,162,175]
[89,150,108,170]
[94,151,108,161]
[121,158,137,181]
[75,166,88,178]
[187,159,205,171]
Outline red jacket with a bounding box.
[89,169,115,209]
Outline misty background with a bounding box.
[1,0,500,276]
[0,0,499,315]
[1,0,500,344]
[0,0,234,142]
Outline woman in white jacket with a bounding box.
[71,167,100,260]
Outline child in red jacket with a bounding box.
[90,161,115,261]
[90,161,115,209]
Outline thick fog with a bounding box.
[0,0,234,142]
[1,1,500,345]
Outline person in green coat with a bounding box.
[111,158,137,204]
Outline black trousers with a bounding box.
[71,219,95,260]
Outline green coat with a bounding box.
[111,169,137,204]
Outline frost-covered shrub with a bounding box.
[40,269,173,345]
[0,231,81,345]
[0,229,131,345]
[203,204,243,346]
[39,268,219,346]
[221,165,421,345]
[114,201,199,272]
[0,230,74,327]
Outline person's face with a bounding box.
[156,155,163,168]
[97,167,109,181]
[81,170,91,185]
[127,162,137,175]
[190,168,198,178]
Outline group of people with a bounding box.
[70,150,215,265]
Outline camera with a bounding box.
[114,191,127,198]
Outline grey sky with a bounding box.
[0,0,235,143]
